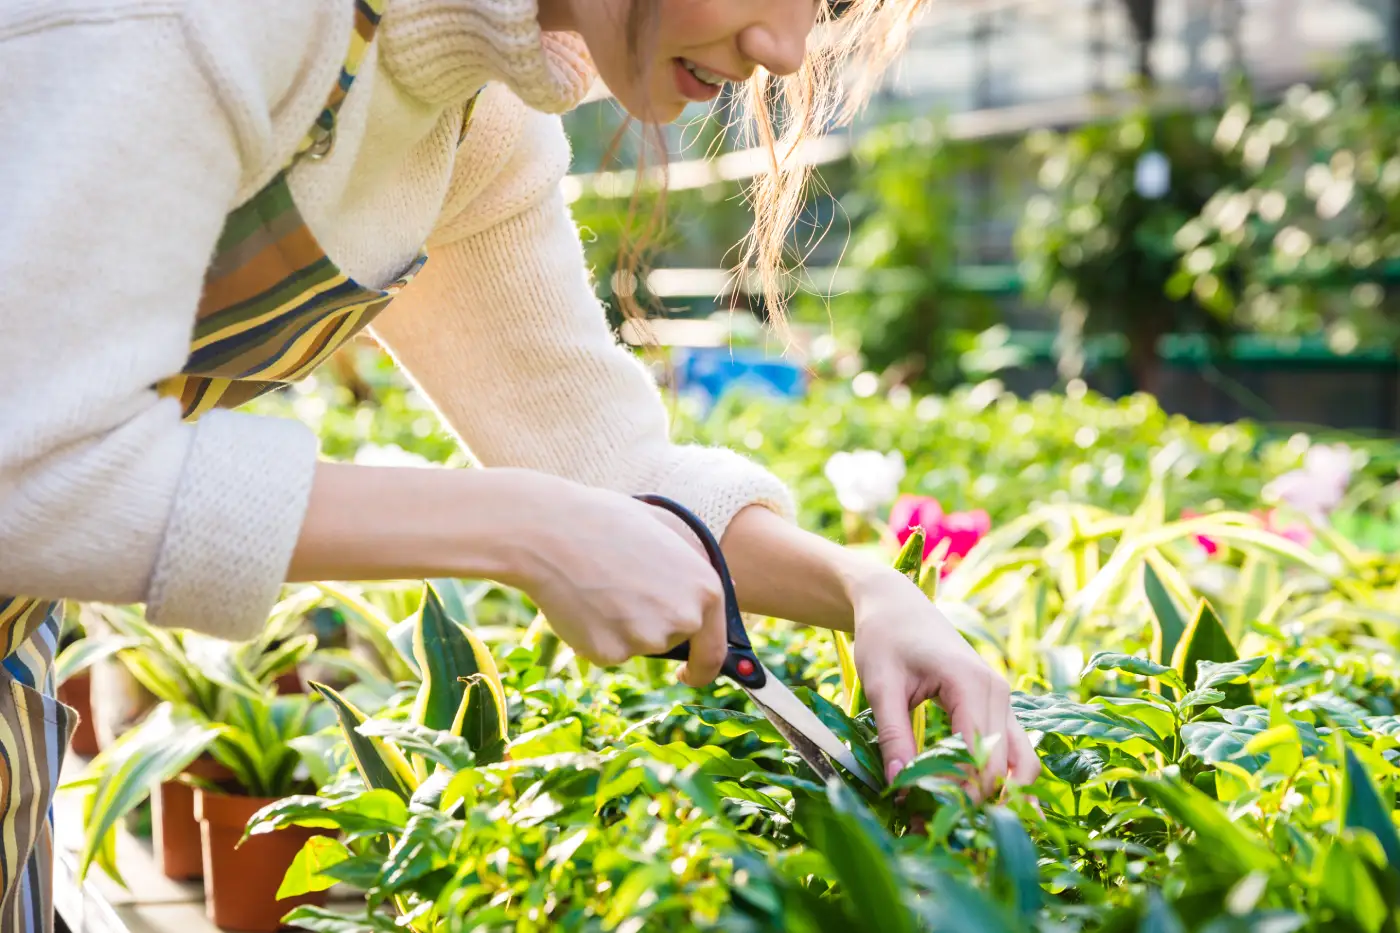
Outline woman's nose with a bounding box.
[737,5,814,77]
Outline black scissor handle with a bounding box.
[635,494,767,690]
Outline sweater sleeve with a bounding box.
[0,13,320,640]
[370,97,795,541]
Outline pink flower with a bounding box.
[889,495,991,571]
[1182,509,1220,556]
[1182,507,1313,559]
[890,495,943,555]
[1259,509,1313,548]
[939,510,992,560]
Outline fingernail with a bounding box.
[885,759,905,783]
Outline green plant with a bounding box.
[1016,103,1242,393]
[1170,53,1400,350]
[66,598,325,884]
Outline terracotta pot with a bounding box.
[57,672,99,757]
[195,788,330,931]
[273,668,303,695]
[153,757,233,882]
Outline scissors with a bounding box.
[636,494,883,793]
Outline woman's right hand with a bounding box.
[289,463,730,684]
[504,476,731,686]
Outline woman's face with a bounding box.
[555,1,821,123]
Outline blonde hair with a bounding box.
[616,0,925,337]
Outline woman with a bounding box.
[1,1,1039,926]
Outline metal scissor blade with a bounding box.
[743,666,883,792]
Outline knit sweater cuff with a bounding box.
[652,445,797,545]
[380,0,594,112]
[145,409,319,641]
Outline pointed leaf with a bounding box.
[1083,652,1188,693]
[1044,748,1108,786]
[310,682,414,800]
[1145,560,1187,670]
[276,836,351,899]
[1172,601,1253,708]
[894,528,926,581]
[54,635,139,687]
[452,673,507,764]
[412,583,504,732]
[802,784,916,933]
[1132,775,1278,874]
[1342,743,1400,869]
[76,704,220,881]
[987,806,1042,919]
[357,719,476,772]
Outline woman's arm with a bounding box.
[719,505,1041,792]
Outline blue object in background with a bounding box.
[671,347,808,413]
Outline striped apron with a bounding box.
[0,2,476,927]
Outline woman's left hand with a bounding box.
[644,502,1040,796]
[850,568,1041,799]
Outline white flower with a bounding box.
[1263,442,1353,521]
[352,443,432,468]
[823,450,906,514]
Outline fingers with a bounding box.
[949,705,991,803]
[678,584,728,688]
[867,675,917,784]
[1006,710,1042,788]
[983,675,1011,800]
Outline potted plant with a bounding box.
[70,625,339,931]
[70,592,319,884]
[247,582,510,931]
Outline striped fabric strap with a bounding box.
[295,0,387,162]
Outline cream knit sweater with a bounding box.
[0,0,795,642]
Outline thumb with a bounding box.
[867,674,917,785]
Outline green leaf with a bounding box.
[1195,657,1269,693]
[987,806,1042,919]
[1181,718,1265,770]
[278,906,400,933]
[683,705,784,744]
[1172,601,1254,708]
[54,635,139,687]
[1044,748,1108,786]
[1342,743,1400,870]
[1012,693,1170,754]
[356,719,475,772]
[1363,716,1400,739]
[251,634,317,686]
[411,583,505,733]
[1318,840,1391,932]
[914,870,1019,933]
[894,528,926,581]
[452,674,507,764]
[1145,562,1188,669]
[76,704,221,882]
[310,682,414,800]
[246,790,408,839]
[1132,774,1278,874]
[508,719,584,759]
[378,811,457,891]
[803,783,916,933]
[794,687,883,784]
[1083,652,1188,692]
[276,836,351,899]
[1177,688,1228,710]
[891,741,976,791]
[833,630,865,717]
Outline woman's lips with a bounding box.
[673,59,722,102]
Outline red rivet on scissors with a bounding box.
[736,658,755,677]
